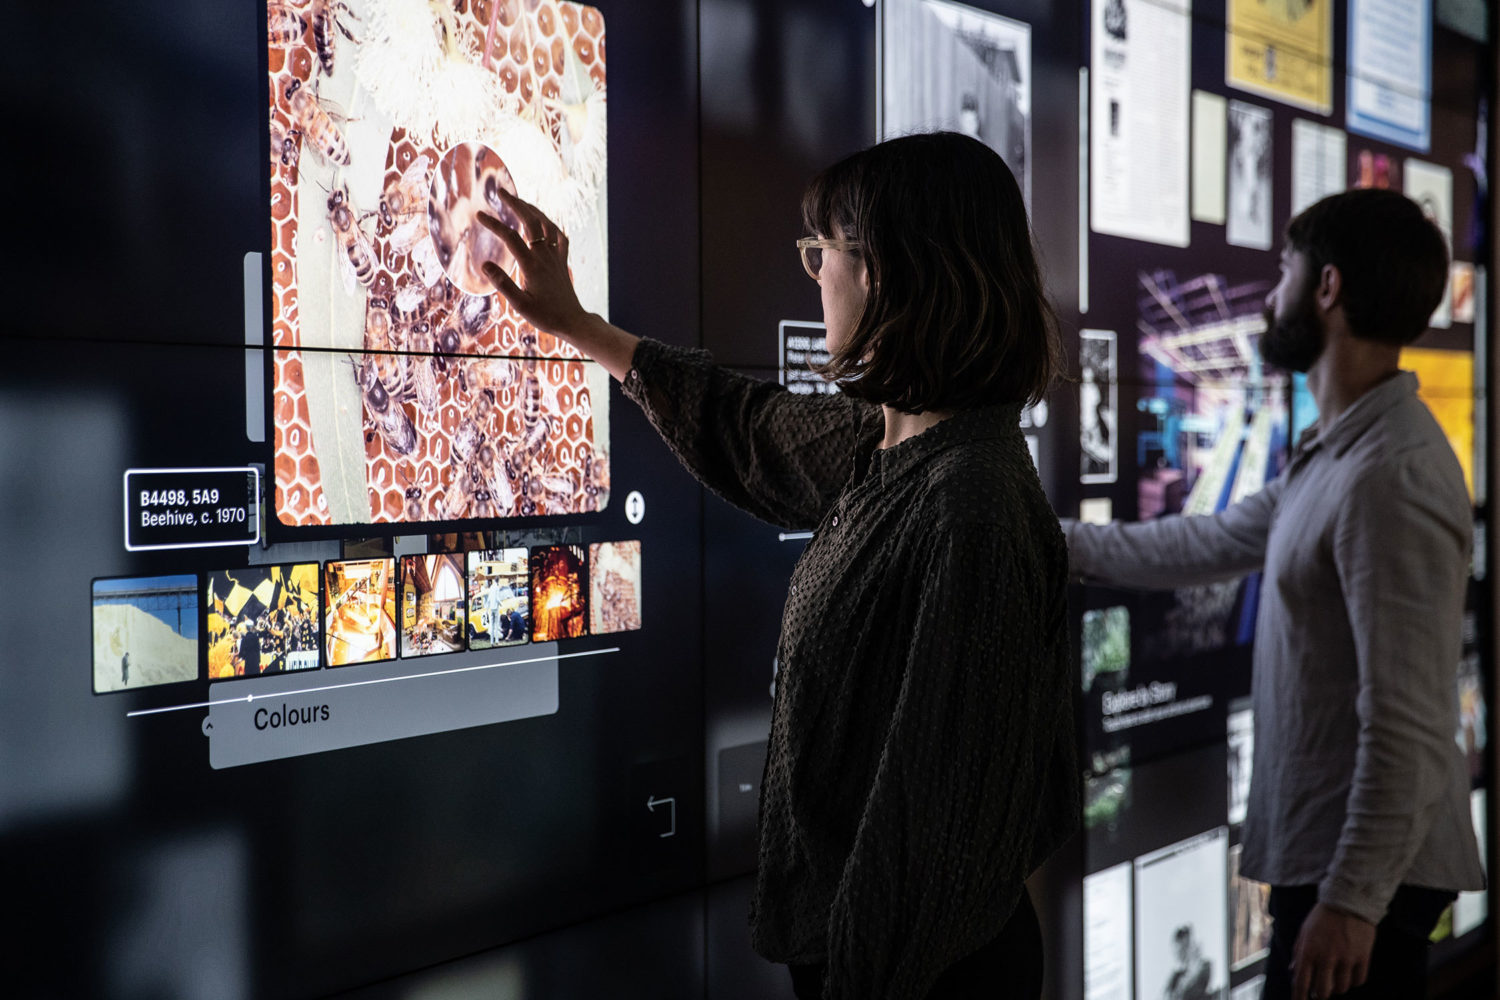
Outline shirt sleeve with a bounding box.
[1062,474,1284,588]
[1318,453,1473,924]
[619,338,879,531]
[821,522,1076,1000]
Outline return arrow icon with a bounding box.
[646,795,676,838]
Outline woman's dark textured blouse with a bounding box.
[621,339,1078,1000]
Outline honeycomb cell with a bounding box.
[299,454,320,483]
[532,47,549,76]
[285,421,308,455]
[441,404,461,435]
[536,4,554,34]
[276,453,297,486]
[382,487,404,521]
[509,33,527,64]
[560,3,578,35]
[581,6,601,36]
[373,455,396,490]
[558,385,574,411]
[567,365,584,386]
[572,35,594,64]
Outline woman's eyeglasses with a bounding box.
[796,237,861,280]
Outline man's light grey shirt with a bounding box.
[1065,371,1484,924]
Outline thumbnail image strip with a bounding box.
[93,575,199,692]
[204,564,321,679]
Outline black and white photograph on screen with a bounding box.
[1227,100,1273,250]
[882,0,1031,206]
[1021,396,1049,483]
[1135,827,1229,1000]
[1230,977,1265,1000]
[1227,701,1253,826]
[1230,845,1266,971]
[1084,861,1133,1000]
[1452,789,1488,937]
[1229,843,1272,971]
[1404,159,1455,327]
[1081,329,1118,483]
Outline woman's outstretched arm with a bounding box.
[478,189,877,530]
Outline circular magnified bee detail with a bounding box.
[428,142,523,296]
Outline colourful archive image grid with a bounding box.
[91,539,643,691]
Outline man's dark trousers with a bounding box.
[1261,884,1455,999]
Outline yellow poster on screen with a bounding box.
[1227,0,1333,114]
[1400,347,1476,501]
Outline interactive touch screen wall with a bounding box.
[2,1,1492,998]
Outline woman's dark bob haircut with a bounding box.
[802,131,1063,413]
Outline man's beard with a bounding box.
[1259,299,1325,374]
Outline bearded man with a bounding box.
[1064,188,1484,1000]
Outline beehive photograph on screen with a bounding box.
[266,0,611,526]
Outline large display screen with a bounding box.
[267,0,611,527]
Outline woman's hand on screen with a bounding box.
[478,188,589,340]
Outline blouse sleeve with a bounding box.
[821,520,1076,1000]
[619,338,879,531]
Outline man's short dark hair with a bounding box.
[1284,188,1449,346]
[801,131,1063,413]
